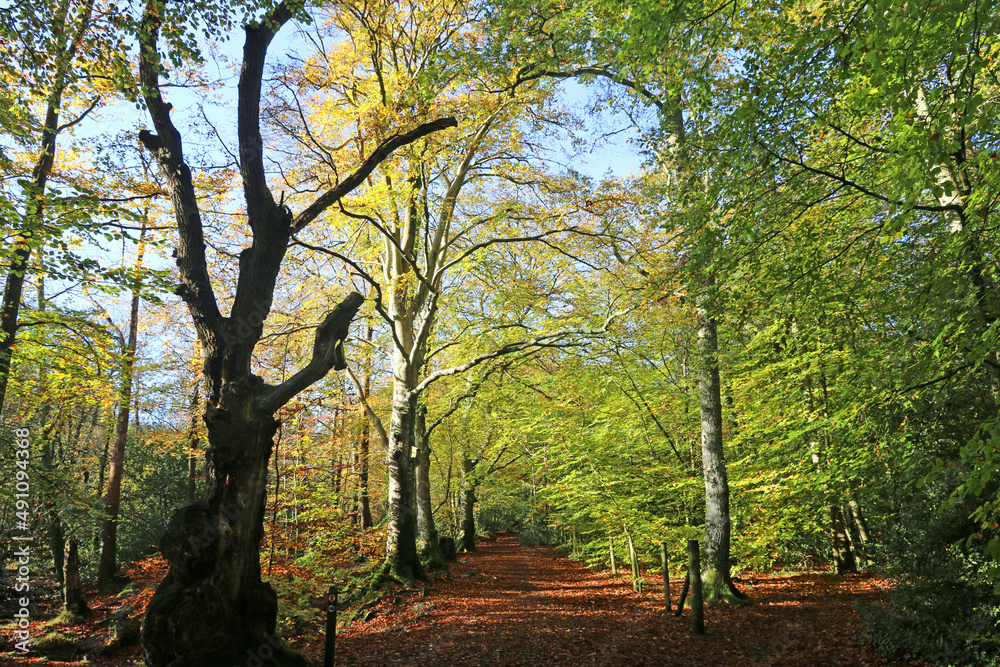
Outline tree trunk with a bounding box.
[0,85,70,414]
[460,455,478,551]
[134,0,448,659]
[807,442,858,574]
[415,404,445,569]
[697,283,742,604]
[62,536,90,618]
[142,392,302,666]
[186,381,201,504]
[848,496,870,552]
[140,293,362,667]
[98,228,145,586]
[627,530,641,592]
[384,381,424,583]
[49,514,65,588]
[358,420,373,529]
[830,505,857,574]
[357,319,374,529]
[39,429,65,587]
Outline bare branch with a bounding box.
[292,117,458,231]
[257,292,365,413]
[344,362,389,450]
[137,4,224,347]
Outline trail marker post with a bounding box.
[325,586,339,667]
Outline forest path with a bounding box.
[325,533,915,667]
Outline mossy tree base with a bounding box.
[702,569,750,606]
[419,543,449,572]
[378,559,428,589]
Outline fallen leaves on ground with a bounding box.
[2,534,925,666]
[0,555,164,667]
[296,533,923,667]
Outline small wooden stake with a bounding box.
[674,572,689,617]
[661,541,671,613]
[687,539,705,634]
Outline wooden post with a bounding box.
[674,572,689,617]
[325,586,338,667]
[661,541,671,613]
[687,539,704,634]
[610,538,617,575]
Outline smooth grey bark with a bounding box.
[415,404,445,568]
[655,91,743,604]
[849,496,870,545]
[696,281,741,603]
[385,382,424,582]
[357,320,374,529]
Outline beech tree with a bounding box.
[133,1,454,664]
[493,0,748,602]
[274,0,616,582]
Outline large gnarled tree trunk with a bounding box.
[135,3,454,664]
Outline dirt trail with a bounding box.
[327,534,915,667]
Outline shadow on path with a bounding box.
[328,534,915,667]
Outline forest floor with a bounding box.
[310,533,920,667]
[2,533,925,666]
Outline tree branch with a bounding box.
[291,117,458,231]
[239,1,297,224]
[256,291,365,413]
[344,362,389,450]
[506,64,665,112]
[137,3,225,353]
[412,313,622,396]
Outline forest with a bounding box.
[1,0,998,665]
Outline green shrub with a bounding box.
[858,464,1000,666]
[858,583,1000,666]
[479,498,531,534]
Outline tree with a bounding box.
[97,222,147,586]
[133,1,455,664]
[718,0,1000,585]
[494,0,747,602]
[279,0,614,582]
[0,0,134,416]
